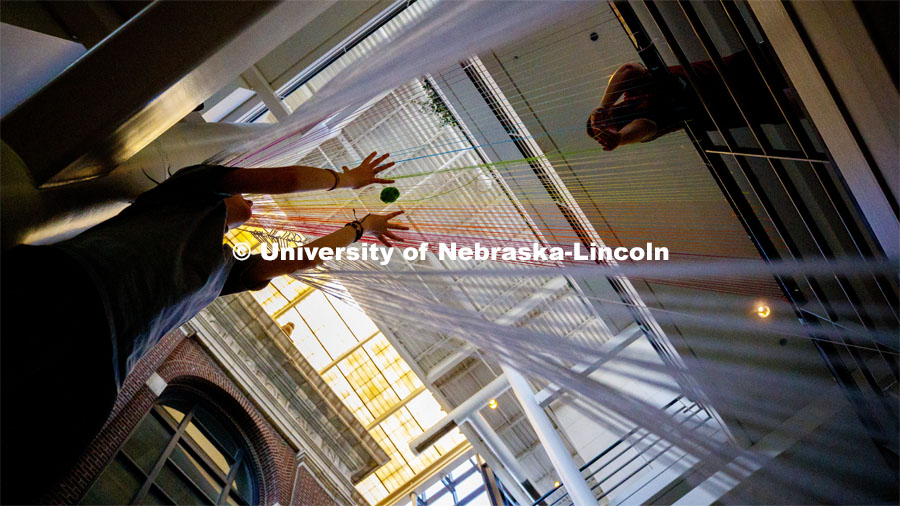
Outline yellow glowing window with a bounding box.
[296,291,359,357]
[232,252,468,503]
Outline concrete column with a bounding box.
[467,413,530,486]
[501,364,597,506]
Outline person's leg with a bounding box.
[1,245,117,504]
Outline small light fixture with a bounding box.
[756,305,771,318]
[488,398,498,410]
[554,481,561,488]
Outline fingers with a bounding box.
[372,153,390,166]
[377,235,393,248]
[386,210,405,219]
[340,165,349,173]
[387,223,409,230]
[383,230,401,241]
[362,151,377,165]
[374,161,394,173]
[373,178,395,184]
[596,129,615,146]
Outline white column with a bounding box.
[466,413,530,486]
[501,363,597,506]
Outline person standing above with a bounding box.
[587,50,789,150]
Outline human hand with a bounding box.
[592,106,612,125]
[361,210,408,247]
[340,152,395,189]
[595,128,621,151]
[587,107,612,136]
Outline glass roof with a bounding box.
[225,229,467,504]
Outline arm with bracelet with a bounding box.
[217,151,407,287]
[243,211,407,283]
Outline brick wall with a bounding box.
[47,328,339,506]
[293,466,342,506]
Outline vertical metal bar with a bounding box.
[501,364,597,506]
[216,448,243,505]
[478,455,507,506]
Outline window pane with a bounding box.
[231,460,254,504]
[455,471,484,500]
[277,308,331,371]
[296,291,358,357]
[183,421,231,476]
[143,484,174,505]
[80,454,144,505]
[169,443,224,502]
[465,494,493,506]
[328,293,379,339]
[121,412,172,474]
[183,405,239,477]
[430,491,455,506]
[162,406,185,425]
[155,461,214,505]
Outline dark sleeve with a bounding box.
[642,107,683,141]
[220,251,271,296]
[143,164,238,201]
[640,76,688,142]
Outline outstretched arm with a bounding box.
[218,151,395,195]
[240,211,407,284]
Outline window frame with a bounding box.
[81,389,258,506]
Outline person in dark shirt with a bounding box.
[0,151,404,503]
[587,51,788,150]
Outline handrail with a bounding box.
[530,396,693,506]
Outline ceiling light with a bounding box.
[488,398,498,410]
[756,305,771,318]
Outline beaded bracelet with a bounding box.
[346,220,364,242]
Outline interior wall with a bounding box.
[474,3,835,449]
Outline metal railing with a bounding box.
[530,396,717,506]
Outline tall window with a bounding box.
[81,391,258,505]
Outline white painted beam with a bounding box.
[410,375,510,453]
[423,276,568,384]
[495,276,568,325]
[424,344,478,384]
[241,64,292,122]
[535,323,642,407]
[467,413,531,486]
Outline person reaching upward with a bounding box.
[1,151,404,503]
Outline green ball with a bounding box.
[380,186,400,203]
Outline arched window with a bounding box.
[81,390,258,505]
